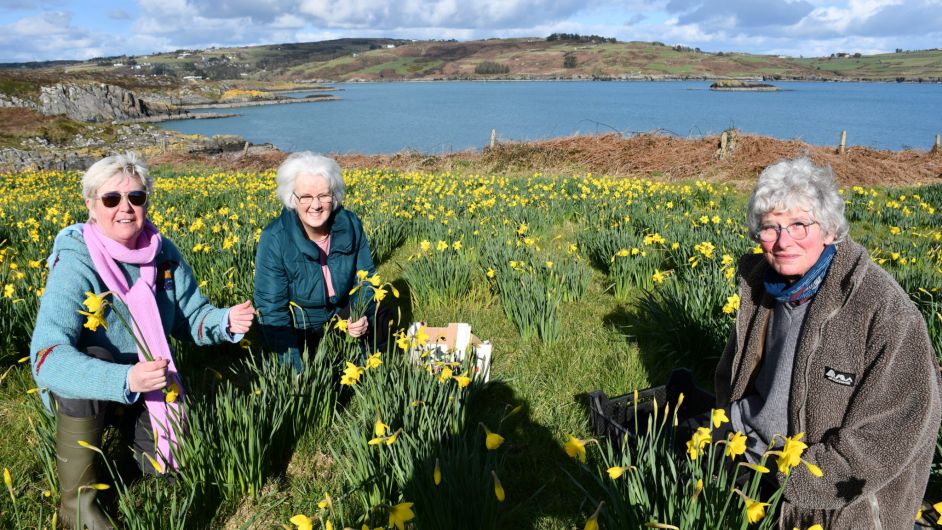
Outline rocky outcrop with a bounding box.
[0,123,181,172]
[0,147,96,171]
[0,123,267,172]
[38,83,190,123]
[0,93,38,110]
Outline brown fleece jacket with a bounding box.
[715,238,941,530]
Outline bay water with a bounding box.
[159,81,942,154]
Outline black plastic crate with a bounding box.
[588,386,666,446]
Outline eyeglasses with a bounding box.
[293,192,333,206]
[98,190,148,208]
[756,221,818,242]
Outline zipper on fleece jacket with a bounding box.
[867,493,883,530]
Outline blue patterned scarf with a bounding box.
[763,244,837,305]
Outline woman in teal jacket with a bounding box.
[254,152,387,369]
[30,152,254,529]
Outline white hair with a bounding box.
[82,151,152,200]
[746,156,849,243]
[275,152,345,211]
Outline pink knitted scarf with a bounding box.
[83,221,183,472]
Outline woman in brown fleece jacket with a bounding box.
[714,157,941,530]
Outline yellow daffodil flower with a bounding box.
[433,458,442,486]
[726,431,747,459]
[584,501,603,530]
[711,408,729,428]
[373,287,388,302]
[340,362,364,386]
[492,470,505,502]
[143,452,164,474]
[374,416,389,437]
[289,514,313,530]
[317,492,332,510]
[78,307,108,332]
[722,294,740,314]
[607,466,626,479]
[385,429,401,445]
[165,382,180,404]
[686,426,711,460]
[480,423,504,450]
[388,502,415,530]
[740,462,770,474]
[802,460,823,477]
[775,432,808,476]
[81,291,109,312]
[4,468,13,502]
[745,497,770,524]
[563,435,590,463]
[438,365,453,383]
[414,326,429,346]
[366,352,382,369]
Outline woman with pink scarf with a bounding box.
[29,152,255,529]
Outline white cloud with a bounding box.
[0,11,110,61]
[1,0,940,62]
[295,0,591,29]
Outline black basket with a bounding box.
[588,386,666,446]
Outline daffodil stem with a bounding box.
[108,298,155,363]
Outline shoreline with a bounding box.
[180,94,339,110]
[326,76,942,85]
[144,131,942,188]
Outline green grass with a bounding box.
[0,77,39,99]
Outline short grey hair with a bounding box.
[82,152,152,200]
[746,156,849,243]
[275,152,345,210]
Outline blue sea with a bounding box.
[158,81,942,154]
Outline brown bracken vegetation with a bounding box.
[149,132,942,188]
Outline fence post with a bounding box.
[490,129,496,149]
[933,134,940,154]
[837,130,846,155]
[242,141,250,157]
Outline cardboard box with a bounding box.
[407,322,492,382]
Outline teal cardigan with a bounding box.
[29,225,236,408]
[253,206,376,358]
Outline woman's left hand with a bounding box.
[347,316,369,338]
[228,300,255,334]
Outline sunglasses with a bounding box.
[98,190,148,208]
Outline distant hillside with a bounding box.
[2,37,941,83]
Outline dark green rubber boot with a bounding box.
[56,412,115,530]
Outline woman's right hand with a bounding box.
[128,359,169,393]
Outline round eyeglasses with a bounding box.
[98,190,148,208]
[756,221,818,242]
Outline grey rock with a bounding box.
[0,147,95,172]
[38,83,190,123]
[0,93,38,109]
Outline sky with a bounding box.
[1,0,940,63]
